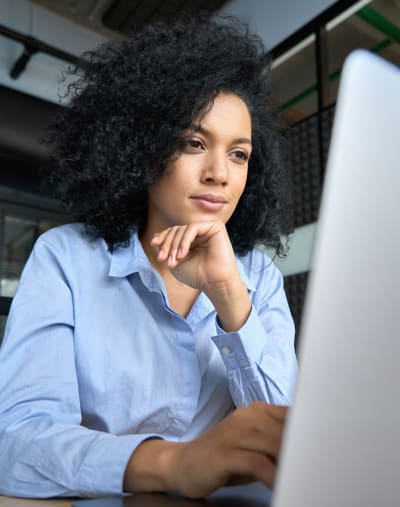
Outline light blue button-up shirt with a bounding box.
[0,223,297,498]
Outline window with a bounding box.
[0,188,69,298]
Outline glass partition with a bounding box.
[271,35,318,125]
[326,0,400,105]
[0,189,68,298]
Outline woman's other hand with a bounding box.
[124,402,288,499]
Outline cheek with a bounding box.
[147,180,171,211]
[233,178,248,209]
[147,185,161,205]
[236,170,248,197]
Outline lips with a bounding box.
[191,194,227,203]
[190,194,228,211]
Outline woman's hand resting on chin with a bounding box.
[150,221,252,332]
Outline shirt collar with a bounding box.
[109,231,148,278]
[108,231,256,293]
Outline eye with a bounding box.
[180,138,204,152]
[230,149,250,163]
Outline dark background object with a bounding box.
[0,85,60,164]
[103,0,230,33]
[284,271,309,349]
[285,103,335,228]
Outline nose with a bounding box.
[201,150,229,185]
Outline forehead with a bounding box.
[195,92,252,136]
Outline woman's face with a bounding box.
[146,92,252,234]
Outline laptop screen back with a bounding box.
[273,50,400,507]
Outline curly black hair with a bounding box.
[44,14,293,256]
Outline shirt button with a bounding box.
[221,346,231,355]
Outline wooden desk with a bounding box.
[0,497,72,507]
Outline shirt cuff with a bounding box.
[79,432,163,496]
[211,305,267,370]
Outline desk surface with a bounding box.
[0,485,270,507]
[0,497,268,507]
[0,498,72,506]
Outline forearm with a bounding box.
[205,278,251,332]
[0,418,142,498]
[212,307,297,406]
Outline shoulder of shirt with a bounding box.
[33,223,108,258]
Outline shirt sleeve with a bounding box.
[211,258,297,407]
[0,237,161,498]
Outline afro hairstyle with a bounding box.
[44,14,293,256]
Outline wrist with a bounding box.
[205,279,251,332]
[123,439,182,494]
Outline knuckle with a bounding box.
[248,454,272,475]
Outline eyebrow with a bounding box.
[190,125,252,147]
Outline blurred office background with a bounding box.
[0,0,399,343]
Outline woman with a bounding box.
[0,15,297,499]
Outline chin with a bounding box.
[191,213,228,224]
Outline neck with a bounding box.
[140,227,164,274]
[140,227,201,317]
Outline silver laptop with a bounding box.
[273,49,400,507]
[73,50,400,507]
